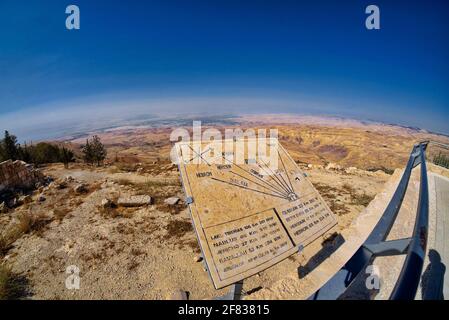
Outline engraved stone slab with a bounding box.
[175,138,337,289]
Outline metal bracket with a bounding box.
[363,238,411,257]
[412,155,422,168]
[216,280,244,300]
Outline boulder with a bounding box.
[55,180,68,189]
[118,195,153,207]
[193,255,203,263]
[74,183,88,194]
[18,195,32,204]
[0,202,7,213]
[325,163,342,171]
[164,197,180,206]
[65,176,75,183]
[345,167,358,174]
[101,198,114,209]
[374,170,387,178]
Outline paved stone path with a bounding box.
[425,174,449,299]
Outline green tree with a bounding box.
[0,130,78,165]
[60,146,75,169]
[82,136,106,166]
[30,143,61,164]
[90,135,107,166]
[18,142,32,163]
[1,131,19,161]
[0,143,5,162]
[82,139,94,165]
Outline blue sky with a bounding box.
[0,0,448,139]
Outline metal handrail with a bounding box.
[310,141,429,300]
[427,140,449,150]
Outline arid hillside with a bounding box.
[1,115,448,299]
[1,160,389,299]
[68,115,449,172]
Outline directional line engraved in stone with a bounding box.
[256,162,291,195]
[229,170,289,198]
[259,157,292,193]
[275,166,294,194]
[210,177,290,200]
[230,169,289,197]
[278,149,295,193]
[259,158,293,194]
[219,154,288,195]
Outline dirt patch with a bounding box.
[317,145,349,161]
[163,220,193,240]
[313,182,350,216]
[156,202,184,215]
[53,207,71,221]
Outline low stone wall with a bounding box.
[0,159,44,192]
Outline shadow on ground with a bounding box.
[298,233,345,279]
[421,249,446,300]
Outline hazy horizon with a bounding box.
[0,95,446,143]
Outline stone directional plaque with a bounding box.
[175,138,337,289]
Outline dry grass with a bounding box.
[115,178,182,210]
[116,178,180,191]
[342,183,354,193]
[127,259,140,271]
[314,183,341,198]
[313,181,374,214]
[1,207,68,256]
[156,202,184,215]
[17,211,51,235]
[66,182,102,200]
[163,220,193,240]
[130,248,145,256]
[177,239,201,252]
[115,178,137,187]
[342,183,375,206]
[98,205,120,218]
[97,194,138,219]
[0,265,30,300]
[0,228,22,256]
[328,201,350,215]
[351,193,374,206]
[313,182,349,215]
[53,207,71,221]
[99,206,137,219]
[114,162,137,172]
[366,166,394,175]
